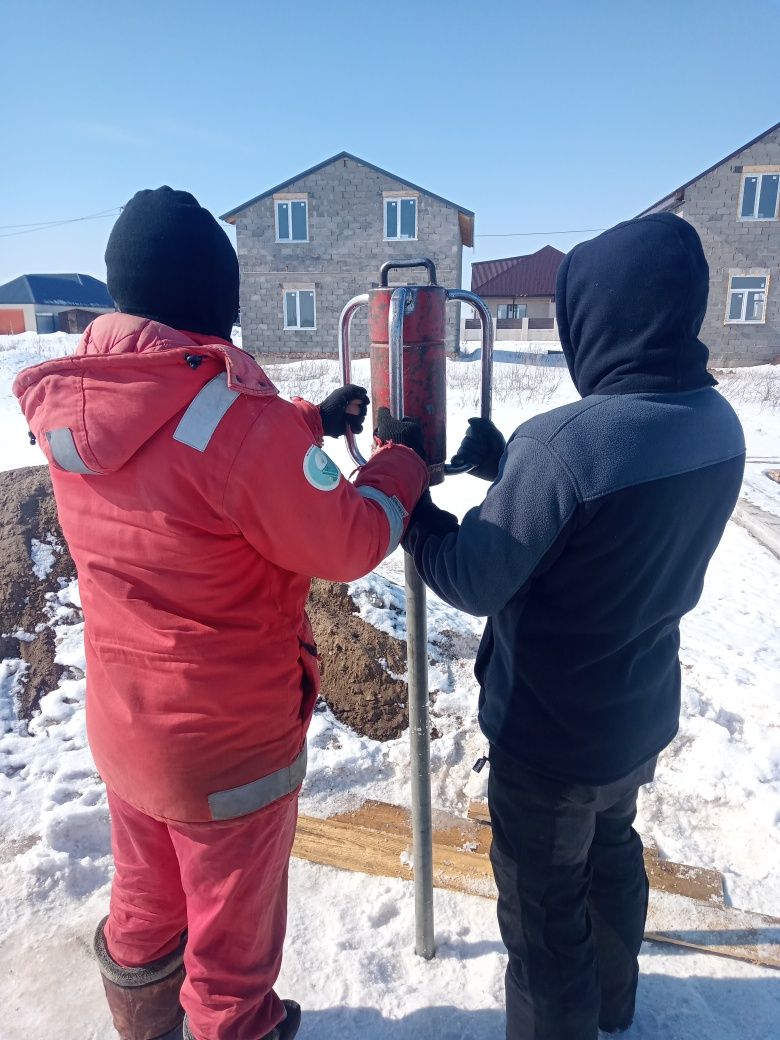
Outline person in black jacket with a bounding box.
[404,214,745,1040]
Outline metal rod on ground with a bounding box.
[389,287,436,960]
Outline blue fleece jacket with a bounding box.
[404,214,745,784]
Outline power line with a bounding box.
[0,208,121,239]
[0,207,120,230]
[476,227,606,238]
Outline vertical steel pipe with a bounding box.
[404,552,434,959]
[337,293,370,469]
[388,287,436,960]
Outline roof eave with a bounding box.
[637,120,780,218]
[459,212,474,248]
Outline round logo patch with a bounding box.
[302,445,341,492]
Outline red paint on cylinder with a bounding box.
[368,285,448,485]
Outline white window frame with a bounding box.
[384,196,418,241]
[497,303,528,320]
[283,289,316,331]
[275,199,309,242]
[738,171,780,221]
[724,271,769,325]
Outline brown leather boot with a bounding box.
[94,916,187,1040]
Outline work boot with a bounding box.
[94,916,187,1040]
[182,1000,300,1040]
[269,1000,301,1040]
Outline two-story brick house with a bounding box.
[639,122,779,366]
[221,152,474,356]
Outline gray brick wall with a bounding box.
[665,128,780,366]
[235,156,465,357]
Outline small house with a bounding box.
[0,274,115,335]
[466,245,564,344]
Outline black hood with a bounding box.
[555,213,716,396]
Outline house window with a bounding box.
[276,200,308,241]
[385,197,417,240]
[497,303,528,320]
[284,290,316,330]
[739,173,779,220]
[726,274,768,324]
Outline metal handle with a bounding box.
[338,293,370,468]
[443,289,494,475]
[380,258,437,287]
[387,287,409,417]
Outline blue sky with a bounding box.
[1,0,778,288]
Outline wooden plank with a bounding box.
[293,813,496,899]
[645,889,780,969]
[293,804,780,969]
[330,800,492,855]
[467,800,491,825]
[468,800,724,903]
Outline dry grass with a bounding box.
[0,333,79,359]
[263,358,340,402]
[714,366,780,412]
[448,356,564,410]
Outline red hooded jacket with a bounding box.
[14,314,428,822]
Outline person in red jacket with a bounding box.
[14,187,428,1040]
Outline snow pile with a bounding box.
[0,334,778,1039]
[30,534,61,580]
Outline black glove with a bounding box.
[373,407,426,461]
[318,385,370,438]
[450,417,506,481]
[410,491,459,536]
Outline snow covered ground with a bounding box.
[1,333,778,1039]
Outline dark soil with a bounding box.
[0,466,78,717]
[308,579,409,741]
[1,468,411,741]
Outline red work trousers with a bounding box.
[104,787,298,1040]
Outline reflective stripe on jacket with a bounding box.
[14,313,428,822]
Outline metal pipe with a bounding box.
[380,257,438,287]
[404,553,435,959]
[387,288,408,416]
[446,288,494,420]
[388,286,435,960]
[444,289,495,476]
[337,293,370,469]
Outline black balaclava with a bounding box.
[555,213,717,397]
[105,186,239,341]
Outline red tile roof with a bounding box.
[471,245,565,298]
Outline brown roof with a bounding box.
[471,245,565,298]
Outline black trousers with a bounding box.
[488,745,657,1040]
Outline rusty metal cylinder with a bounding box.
[368,284,448,485]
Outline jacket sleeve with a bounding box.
[224,396,428,581]
[404,434,579,616]
[290,397,324,444]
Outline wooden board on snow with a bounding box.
[468,799,724,904]
[294,802,495,899]
[293,801,780,969]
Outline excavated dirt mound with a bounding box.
[0,466,78,717]
[308,579,408,741]
[1,468,409,740]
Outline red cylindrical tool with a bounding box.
[368,260,448,485]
